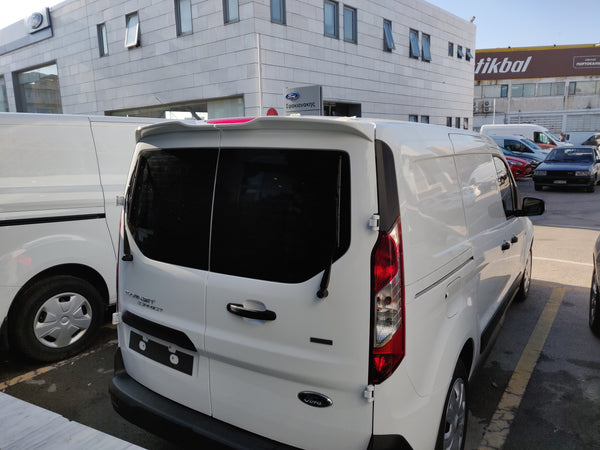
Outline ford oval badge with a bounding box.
[286,92,300,101]
[298,391,333,408]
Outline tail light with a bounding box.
[370,218,405,384]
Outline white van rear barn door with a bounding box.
[204,127,377,449]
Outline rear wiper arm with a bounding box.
[317,156,342,299]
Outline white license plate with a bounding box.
[554,180,567,184]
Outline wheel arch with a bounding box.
[8,264,110,318]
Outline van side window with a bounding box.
[211,149,350,283]
[493,156,515,217]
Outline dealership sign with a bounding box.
[284,85,323,116]
[475,46,600,80]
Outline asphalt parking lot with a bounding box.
[1,177,600,449]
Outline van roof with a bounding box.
[135,115,473,143]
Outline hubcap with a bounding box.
[33,292,93,348]
[523,252,532,295]
[443,377,466,450]
[591,277,598,326]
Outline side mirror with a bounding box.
[515,197,545,217]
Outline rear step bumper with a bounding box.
[109,348,412,450]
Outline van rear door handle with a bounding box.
[511,235,519,243]
[501,241,511,251]
[227,303,277,321]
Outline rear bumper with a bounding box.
[109,348,412,450]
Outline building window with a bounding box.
[512,83,535,98]
[501,84,509,98]
[466,48,473,61]
[538,82,565,97]
[421,33,431,62]
[271,0,286,24]
[568,80,598,95]
[0,76,8,112]
[97,23,108,57]
[457,45,463,59]
[421,116,430,124]
[409,29,420,59]
[14,63,62,113]
[124,12,140,48]
[324,1,339,38]
[455,117,461,129]
[463,118,468,130]
[448,42,454,57]
[446,117,453,127]
[409,115,418,123]
[343,6,357,43]
[175,0,193,35]
[224,0,239,24]
[383,19,394,51]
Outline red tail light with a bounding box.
[207,117,254,124]
[370,218,405,385]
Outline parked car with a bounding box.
[109,117,544,450]
[533,146,600,192]
[591,234,600,335]
[498,146,545,169]
[480,124,562,149]
[582,133,600,150]
[505,155,534,178]
[0,113,160,362]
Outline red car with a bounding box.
[505,155,533,178]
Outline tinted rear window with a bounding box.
[127,148,350,283]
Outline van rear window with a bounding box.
[127,148,350,283]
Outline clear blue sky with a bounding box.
[3,1,599,49]
[426,0,599,49]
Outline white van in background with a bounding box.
[0,113,160,362]
[109,116,545,450]
[480,123,563,149]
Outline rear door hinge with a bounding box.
[368,214,380,232]
[363,385,375,403]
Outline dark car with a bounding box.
[499,146,545,168]
[590,234,600,335]
[533,146,600,192]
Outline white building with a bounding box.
[473,45,600,143]
[0,0,475,127]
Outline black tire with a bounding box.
[436,360,468,450]
[590,269,600,336]
[534,184,542,191]
[8,275,103,362]
[515,248,532,302]
[586,184,595,193]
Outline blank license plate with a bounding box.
[554,180,567,184]
[129,330,194,375]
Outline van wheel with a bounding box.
[590,270,600,336]
[515,248,533,302]
[436,360,468,450]
[9,276,103,362]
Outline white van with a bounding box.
[0,113,159,362]
[480,123,563,149]
[109,117,544,450]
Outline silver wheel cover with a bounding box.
[33,292,93,348]
[443,377,466,450]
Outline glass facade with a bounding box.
[15,63,62,113]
